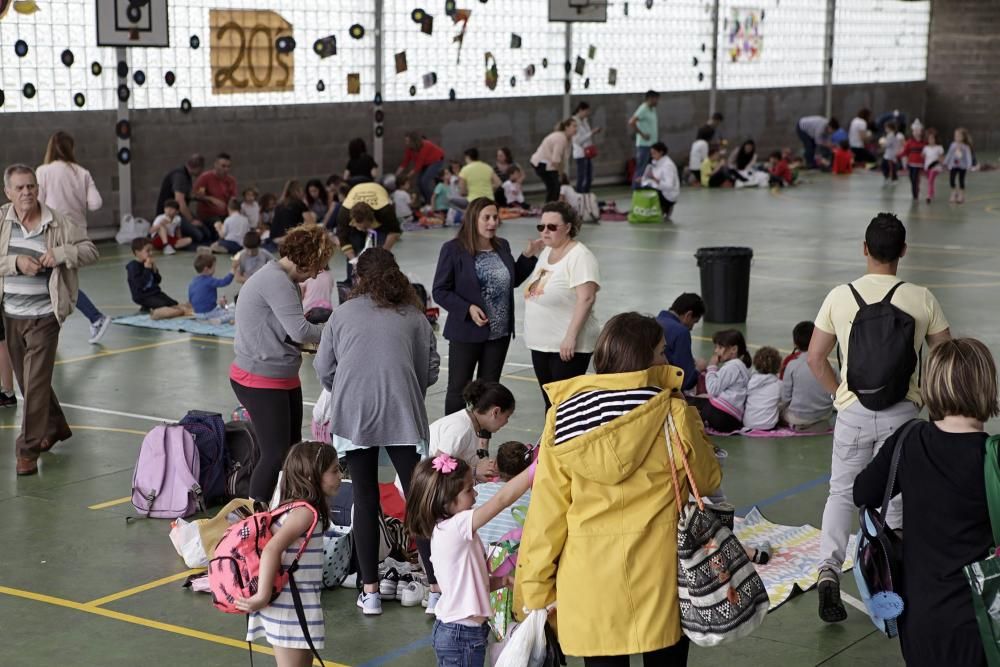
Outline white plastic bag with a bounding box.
[494,608,548,667]
[115,214,150,245]
[168,518,206,567]
[311,389,333,444]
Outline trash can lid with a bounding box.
[694,247,753,263]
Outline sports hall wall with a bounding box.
[0,0,933,237]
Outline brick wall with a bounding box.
[1,81,924,238]
[926,0,1000,149]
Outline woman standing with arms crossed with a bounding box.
[571,102,602,194]
[230,224,335,500]
[314,248,440,617]
[523,201,600,411]
[36,131,110,344]
[433,197,543,415]
[530,119,577,203]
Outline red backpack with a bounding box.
[208,501,324,665]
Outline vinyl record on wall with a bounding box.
[164,71,176,86]
[117,84,130,102]
[180,98,192,113]
[133,70,146,86]
[61,49,74,67]
[23,83,36,98]
[116,119,132,140]
[73,92,86,107]
[14,40,28,57]
[190,35,200,49]
[117,61,129,78]
[91,62,103,76]
[117,147,131,164]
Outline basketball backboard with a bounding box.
[549,0,608,22]
[96,0,170,47]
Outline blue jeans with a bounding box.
[797,123,817,169]
[633,146,652,188]
[76,289,102,324]
[419,160,446,205]
[432,621,489,667]
[576,157,593,193]
[217,239,242,254]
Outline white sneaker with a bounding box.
[88,316,111,344]
[424,591,441,615]
[357,592,383,616]
[379,568,400,600]
[163,244,177,255]
[399,581,425,607]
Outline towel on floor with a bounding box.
[113,313,236,338]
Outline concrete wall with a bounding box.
[1,81,924,238]
[926,0,1000,150]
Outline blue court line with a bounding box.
[359,472,832,666]
[355,635,433,667]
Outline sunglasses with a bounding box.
[536,223,564,232]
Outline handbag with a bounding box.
[964,434,1000,666]
[852,419,920,637]
[664,411,769,646]
[584,145,598,159]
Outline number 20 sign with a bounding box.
[210,10,294,95]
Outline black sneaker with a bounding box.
[0,392,16,409]
[818,576,848,623]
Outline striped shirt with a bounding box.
[3,211,53,319]
[553,386,662,445]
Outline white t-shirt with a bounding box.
[560,185,582,211]
[848,117,869,148]
[689,139,709,171]
[241,201,261,227]
[523,243,601,353]
[392,189,413,219]
[502,180,524,204]
[395,410,480,495]
[222,212,251,243]
[150,213,180,236]
[430,510,492,624]
[923,144,945,170]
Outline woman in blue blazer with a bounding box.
[433,197,543,415]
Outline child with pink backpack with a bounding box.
[221,442,341,667]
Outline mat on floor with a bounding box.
[735,506,855,611]
[707,426,832,437]
[113,313,236,338]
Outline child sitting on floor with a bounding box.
[126,238,193,320]
[502,166,529,210]
[744,346,783,431]
[691,329,751,432]
[472,441,535,545]
[780,321,834,432]
[233,230,274,284]
[149,199,192,255]
[831,140,854,175]
[212,198,251,255]
[768,151,794,188]
[432,168,452,223]
[391,175,414,223]
[300,268,334,324]
[189,253,234,323]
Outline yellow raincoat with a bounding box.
[515,364,722,657]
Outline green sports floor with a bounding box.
[4,169,1000,666]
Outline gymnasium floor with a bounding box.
[4,168,999,666]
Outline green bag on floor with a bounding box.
[964,435,1000,667]
[627,189,662,224]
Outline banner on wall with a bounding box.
[727,7,763,63]
[210,9,294,95]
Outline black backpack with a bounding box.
[845,282,918,411]
[178,410,229,503]
[223,420,259,499]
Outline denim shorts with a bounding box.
[432,620,489,667]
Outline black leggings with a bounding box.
[533,163,561,202]
[656,192,675,218]
[445,337,511,415]
[230,381,303,501]
[881,158,898,180]
[343,445,435,586]
[908,166,922,199]
[950,167,967,189]
[688,395,742,433]
[531,350,592,412]
[583,638,690,667]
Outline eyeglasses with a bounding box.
[536,223,563,232]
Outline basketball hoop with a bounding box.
[96,0,170,48]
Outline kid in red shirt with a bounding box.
[901,132,927,200]
[831,141,854,175]
[767,151,793,187]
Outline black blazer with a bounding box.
[433,237,537,344]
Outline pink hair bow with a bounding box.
[432,454,458,474]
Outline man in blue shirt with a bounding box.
[628,90,660,188]
[656,293,705,392]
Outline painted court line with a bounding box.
[61,403,171,423]
[840,592,868,614]
[0,585,338,667]
[88,496,133,511]
[735,473,831,517]
[356,635,433,667]
[55,338,192,366]
[86,569,205,607]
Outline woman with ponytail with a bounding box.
[688,329,751,433]
[313,247,440,617]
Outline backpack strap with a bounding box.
[847,283,868,309]
[880,419,922,519]
[287,569,326,667]
[880,281,906,305]
[271,501,320,569]
[983,435,1000,549]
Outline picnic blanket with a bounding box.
[735,506,856,611]
[113,313,235,339]
[708,426,832,438]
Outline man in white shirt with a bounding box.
[848,108,875,163]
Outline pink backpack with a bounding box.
[131,424,204,519]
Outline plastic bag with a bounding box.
[115,214,151,245]
[169,498,256,567]
[311,389,333,444]
[627,189,662,224]
[495,608,548,667]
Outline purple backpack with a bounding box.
[131,424,205,519]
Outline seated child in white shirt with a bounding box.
[212,198,251,255]
[391,175,414,223]
[149,199,192,255]
[501,166,529,210]
[744,346,783,431]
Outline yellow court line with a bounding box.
[0,585,338,667]
[189,335,233,345]
[86,569,206,607]
[55,338,192,365]
[88,495,133,510]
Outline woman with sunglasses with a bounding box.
[433,197,544,415]
[523,201,601,411]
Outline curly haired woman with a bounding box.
[230,223,336,500]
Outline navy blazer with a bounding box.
[433,237,537,343]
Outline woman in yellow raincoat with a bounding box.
[515,312,722,665]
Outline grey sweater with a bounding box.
[233,261,323,378]
[314,295,440,447]
[780,354,834,422]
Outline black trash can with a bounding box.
[694,247,753,323]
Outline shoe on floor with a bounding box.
[424,590,441,616]
[163,244,177,255]
[818,575,847,623]
[0,391,16,409]
[357,592,383,616]
[16,457,38,476]
[379,568,400,600]
[88,316,112,344]
[40,427,73,453]
[399,581,425,607]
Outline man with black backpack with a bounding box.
[807,213,951,623]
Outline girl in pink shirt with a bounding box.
[406,454,533,667]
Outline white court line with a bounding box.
[840,592,868,614]
[61,403,171,423]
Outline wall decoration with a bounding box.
[210,9,294,95]
[117,84,129,101]
[164,71,176,86]
[316,80,325,91]
[484,51,497,90]
[0,0,11,19]
[91,62,103,76]
[190,35,200,49]
[510,33,520,49]
[115,119,131,139]
[22,83,35,98]
[349,23,365,39]
[574,56,585,75]
[73,92,85,107]
[726,7,763,62]
[347,72,361,94]
[275,35,296,53]
[61,49,74,67]
[14,0,41,15]
[314,35,336,58]
[180,98,192,113]
[420,13,433,34]
[450,8,471,64]
[133,70,146,86]
[422,71,437,88]
[117,147,131,164]
[14,38,27,56]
